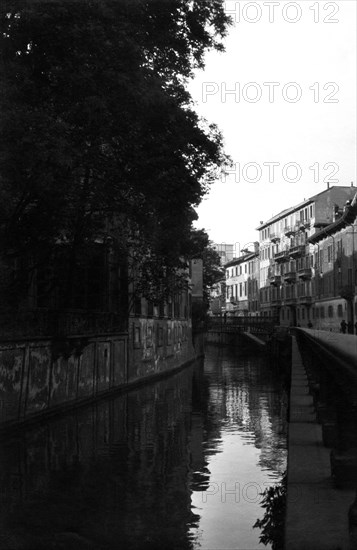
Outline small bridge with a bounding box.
[207,315,277,336]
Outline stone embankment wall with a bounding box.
[0,333,127,428]
[128,317,197,383]
[0,317,198,429]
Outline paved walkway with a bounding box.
[285,336,355,550]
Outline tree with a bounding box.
[0,1,231,308]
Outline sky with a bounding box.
[188,0,357,254]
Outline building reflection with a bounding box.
[0,346,287,550]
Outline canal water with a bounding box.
[0,344,288,550]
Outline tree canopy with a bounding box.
[0,0,230,306]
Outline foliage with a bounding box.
[253,472,287,550]
[0,0,231,306]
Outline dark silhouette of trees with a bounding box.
[0,1,230,307]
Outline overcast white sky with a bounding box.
[188,0,356,253]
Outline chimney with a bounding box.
[327,182,330,189]
[351,182,354,187]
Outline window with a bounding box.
[245,264,247,273]
[239,283,243,297]
[302,308,305,320]
[327,245,333,263]
[328,305,333,318]
[337,304,343,317]
[320,306,325,318]
[244,282,247,295]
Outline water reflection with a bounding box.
[0,345,287,550]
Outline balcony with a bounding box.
[274,250,289,263]
[299,295,312,305]
[298,268,312,280]
[269,275,281,286]
[284,225,296,237]
[271,298,282,306]
[270,233,280,243]
[285,297,297,305]
[289,245,305,258]
[298,219,309,230]
[284,271,296,283]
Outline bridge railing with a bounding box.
[207,315,277,334]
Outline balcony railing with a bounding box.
[284,225,296,237]
[284,271,296,283]
[289,245,305,258]
[285,297,297,305]
[274,250,289,263]
[297,219,309,230]
[298,295,312,305]
[271,298,282,306]
[298,268,312,280]
[270,233,280,243]
[269,275,281,286]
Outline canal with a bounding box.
[0,344,288,550]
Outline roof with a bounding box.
[256,198,314,231]
[224,251,259,268]
[308,192,357,244]
[256,186,353,230]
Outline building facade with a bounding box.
[308,194,357,331]
[213,243,235,265]
[256,185,356,326]
[225,244,260,315]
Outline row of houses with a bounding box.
[212,184,357,331]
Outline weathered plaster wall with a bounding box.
[0,334,127,427]
[0,318,198,428]
[128,317,195,384]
